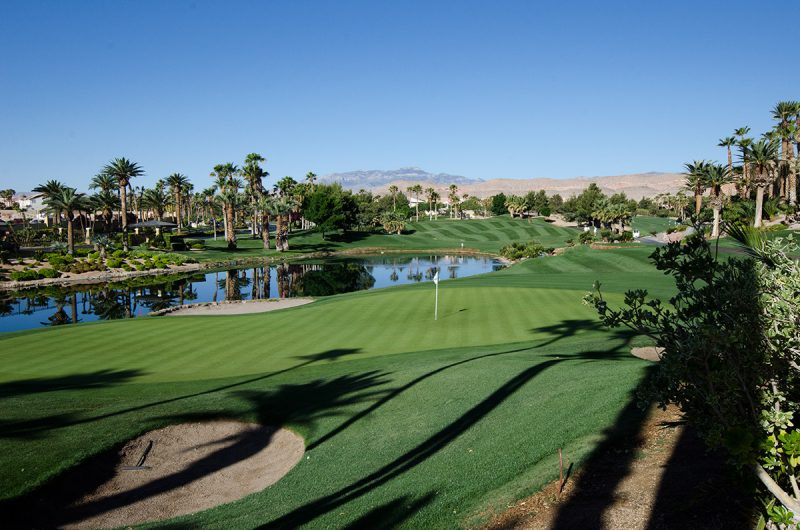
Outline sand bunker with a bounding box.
[631,346,663,362]
[165,297,313,316]
[58,421,304,529]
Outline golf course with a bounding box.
[0,217,675,528]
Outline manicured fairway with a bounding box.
[631,215,676,235]
[0,245,667,528]
[186,216,579,261]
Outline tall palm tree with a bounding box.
[747,138,779,228]
[407,184,423,222]
[102,157,144,250]
[89,173,118,193]
[165,173,190,229]
[141,186,170,221]
[210,163,240,249]
[425,187,436,217]
[242,153,267,237]
[718,137,736,189]
[272,196,295,252]
[734,127,752,197]
[388,185,399,212]
[448,184,459,218]
[683,160,711,216]
[32,180,67,227]
[703,163,731,238]
[305,171,317,191]
[43,187,88,254]
[90,189,120,230]
[257,195,274,249]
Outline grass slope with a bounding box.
[631,215,675,235]
[0,245,668,529]
[186,216,579,261]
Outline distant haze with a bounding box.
[320,168,685,200]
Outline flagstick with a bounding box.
[435,281,439,321]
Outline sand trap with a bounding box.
[58,421,304,529]
[631,346,663,362]
[165,297,313,316]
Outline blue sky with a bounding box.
[1,0,798,191]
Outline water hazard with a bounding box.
[1,254,502,332]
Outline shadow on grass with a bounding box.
[2,371,391,529]
[342,491,434,529]
[0,369,145,399]
[258,359,562,529]
[0,349,360,440]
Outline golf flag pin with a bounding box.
[433,270,439,320]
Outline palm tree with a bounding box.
[43,187,88,254]
[210,163,240,249]
[165,173,190,230]
[734,127,752,197]
[32,180,67,226]
[257,195,274,249]
[747,138,779,228]
[703,163,731,238]
[89,173,118,193]
[388,185,399,212]
[102,157,144,250]
[425,187,436,218]
[718,137,736,189]
[772,102,796,201]
[90,189,120,230]
[243,154,268,237]
[407,184,423,222]
[142,186,170,221]
[305,171,317,191]
[272,197,295,252]
[448,184,459,218]
[683,160,711,216]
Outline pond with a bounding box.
[0,254,503,332]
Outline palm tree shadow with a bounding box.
[530,319,638,350]
[0,349,361,440]
[0,369,145,399]
[258,359,561,529]
[3,370,391,529]
[342,491,435,529]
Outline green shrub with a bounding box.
[191,243,205,250]
[39,268,60,278]
[10,270,42,281]
[599,228,612,241]
[578,231,595,244]
[112,249,128,259]
[106,258,124,268]
[499,240,547,260]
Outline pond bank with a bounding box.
[0,247,504,292]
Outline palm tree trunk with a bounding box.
[225,202,236,250]
[694,189,702,216]
[275,214,284,252]
[66,217,74,255]
[119,184,129,251]
[261,212,271,249]
[754,186,765,228]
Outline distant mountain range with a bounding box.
[319,168,684,200]
[319,167,480,189]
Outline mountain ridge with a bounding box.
[319,168,685,200]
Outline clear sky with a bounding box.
[1,0,798,191]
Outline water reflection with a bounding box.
[1,255,502,332]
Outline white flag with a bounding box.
[433,271,439,285]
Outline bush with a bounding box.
[191,242,205,250]
[599,228,612,241]
[499,240,547,260]
[112,249,128,259]
[578,231,595,244]
[539,206,551,217]
[39,267,60,278]
[10,270,42,281]
[106,258,124,268]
